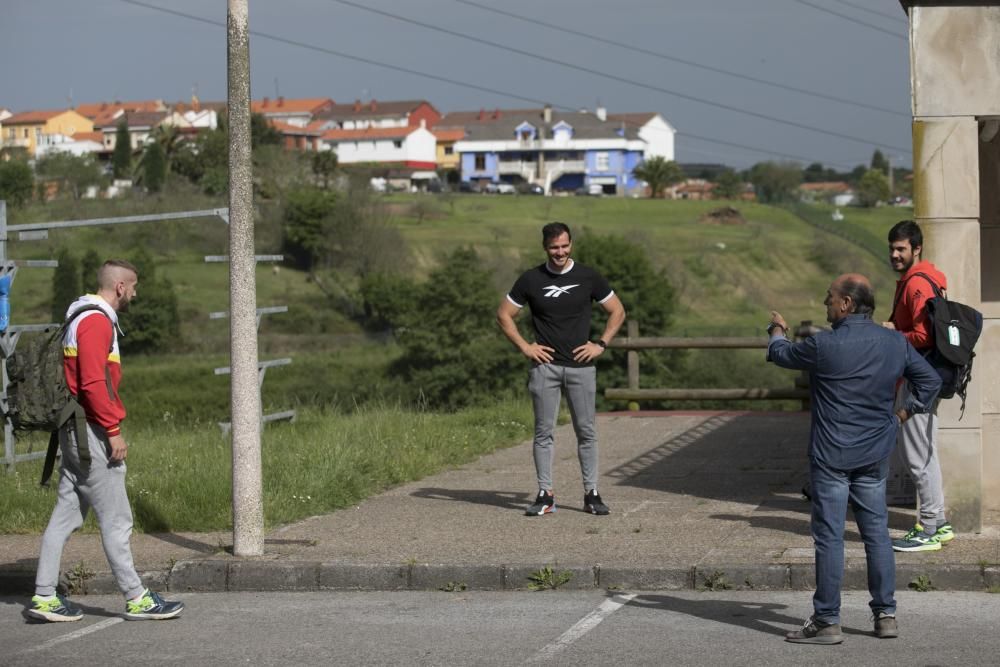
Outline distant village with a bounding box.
[0,95,899,204]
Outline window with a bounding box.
[444,146,454,155]
[23,128,29,139]
[475,154,486,170]
[595,152,610,172]
[393,140,402,149]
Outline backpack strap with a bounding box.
[890,272,945,324]
[39,431,60,488]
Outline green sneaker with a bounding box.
[124,590,184,620]
[892,528,941,552]
[934,522,955,544]
[27,594,83,622]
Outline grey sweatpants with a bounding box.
[895,380,945,532]
[35,422,144,599]
[528,363,599,493]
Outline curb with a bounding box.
[1,560,994,595]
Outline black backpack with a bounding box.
[893,272,983,414]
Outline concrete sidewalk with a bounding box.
[2,413,999,595]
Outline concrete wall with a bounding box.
[909,4,1000,529]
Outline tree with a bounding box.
[137,141,167,193]
[632,156,684,198]
[0,159,34,207]
[250,113,282,148]
[51,249,82,323]
[282,187,338,270]
[112,119,132,178]
[712,170,743,200]
[80,249,102,293]
[311,150,338,189]
[35,152,102,199]
[870,149,889,176]
[857,168,890,207]
[117,248,181,354]
[748,161,802,203]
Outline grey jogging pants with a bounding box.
[35,422,144,599]
[895,380,946,532]
[528,363,599,493]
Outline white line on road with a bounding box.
[25,617,123,653]
[526,593,636,663]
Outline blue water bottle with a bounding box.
[0,274,10,333]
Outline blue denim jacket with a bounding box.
[767,314,941,470]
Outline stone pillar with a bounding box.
[912,117,983,532]
[979,122,1000,511]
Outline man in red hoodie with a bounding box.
[28,260,184,623]
[885,221,953,552]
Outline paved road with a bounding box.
[3,590,997,665]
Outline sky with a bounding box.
[0,0,914,170]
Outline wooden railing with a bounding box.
[604,319,822,406]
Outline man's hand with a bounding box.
[522,343,555,364]
[572,341,605,364]
[896,408,910,425]
[108,434,128,463]
[769,311,789,334]
[883,321,896,330]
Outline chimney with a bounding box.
[370,99,377,111]
[543,104,552,123]
[262,96,270,108]
[353,99,362,112]
[419,118,426,129]
[493,108,501,119]
[277,96,285,107]
[479,108,486,121]
[596,106,607,121]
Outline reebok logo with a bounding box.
[542,284,579,298]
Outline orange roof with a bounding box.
[75,100,164,119]
[252,97,334,115]
[799,181,851,193]
[71,131,104,143]
[4,109,65,124]
[433,128,465,141]
[321,126,418,141]
[269,119,323,136]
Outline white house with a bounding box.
[34,132,104,158]
[319,121,437,169]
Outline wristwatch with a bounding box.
[766,322,786,336]
[595,339,607,349]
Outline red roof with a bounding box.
[4,109,66,124]
[74,100,165,119]
[799,181,852,193]
[71,131,104,143]
[321,126,418,141]
[252,97,334,115]
[269,120,324,136]
[432,128,465,141]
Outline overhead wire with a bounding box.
[326,0,910,153]
[451,0,907,118]
[119,0,877,168]
[791,0,908,40]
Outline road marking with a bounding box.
[527,593,636,663]
[26,617,123,653]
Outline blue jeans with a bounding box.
[810,456,895,624]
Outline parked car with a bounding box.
[518,182,544,195]
[458,181,479,193]
[496,182,516,195]
[483,182,500,194]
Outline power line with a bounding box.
[452,0,906,118]
[119,0,873,168]
[327,0,910,153]
[791,0,908,40]
[830,0,908,25]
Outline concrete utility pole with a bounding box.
[227,0,264,556]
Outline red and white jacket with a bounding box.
[890,260,948,352]
[62,295,125,436]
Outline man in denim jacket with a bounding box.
[768,273,940,645]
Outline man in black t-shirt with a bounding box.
[496,222,626,516]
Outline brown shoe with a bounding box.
[785,618,844,645]
[874,612,898,638]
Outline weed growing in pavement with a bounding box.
[439,581,467,592]
[909,574,935,592]
[700,570,732,591]
[65,561,95,595]
[528,566,573,591]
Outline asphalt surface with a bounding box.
[2,413,999,596]
[4,590,999,666]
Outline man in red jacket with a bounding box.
[28,260,184,623]
[885,221,953,553]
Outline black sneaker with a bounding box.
[27,594,83,622]
[583,489,610,515]
[785,617,843,644]
[525,490,556,516]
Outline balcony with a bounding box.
[497,160,537,178]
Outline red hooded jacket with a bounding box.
[890,260,947,352]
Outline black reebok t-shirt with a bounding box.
[508,261,614,367]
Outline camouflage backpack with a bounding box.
[4,305,111,485]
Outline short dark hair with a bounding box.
[840,278,876,316]
[542,222,571,245]
[888,220,923,250]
